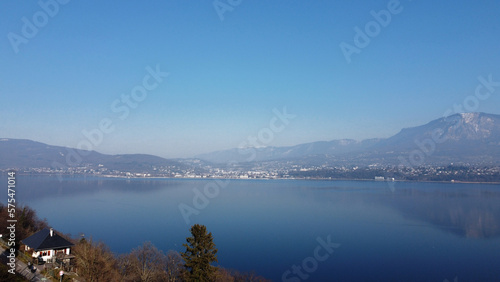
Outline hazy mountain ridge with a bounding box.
[0,138,183,171]
[197,112,500,165]
[194,138,382,163]
[365,112,500,165]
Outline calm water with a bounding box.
[5,175,500,281]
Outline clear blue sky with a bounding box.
[1,0,500,158]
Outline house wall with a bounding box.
[31,248,71,262]
[32,250,54,262]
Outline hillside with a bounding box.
[0,138,183,172]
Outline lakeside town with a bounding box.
[3,162,500,183]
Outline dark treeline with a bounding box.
[0,204,269,282]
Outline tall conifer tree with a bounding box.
[180,224,218,281]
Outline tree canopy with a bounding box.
[181,224,218,281]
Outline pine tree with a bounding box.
[180,224,218,281]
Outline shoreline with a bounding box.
[4,172,500,185]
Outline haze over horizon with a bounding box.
[2,1,500,158]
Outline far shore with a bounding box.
[6,172,500,185]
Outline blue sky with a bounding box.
[1,0,500,158]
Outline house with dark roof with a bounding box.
[21,228,74,264]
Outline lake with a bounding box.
[5,175,500,281]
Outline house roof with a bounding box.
[21,228,74,251]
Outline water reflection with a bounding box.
[269,180,500,239]
[5,176,500,240]
[383,184,500,239]
[6,175,185,201]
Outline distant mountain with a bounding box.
[366,112,500,165]
[196,112,500,166]
[195,138,382,163]
[2,113,500,170]
[0,138,183,171]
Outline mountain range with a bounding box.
[196,112,500,166]
[1,112,500,171]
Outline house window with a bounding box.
[40,250,51,257]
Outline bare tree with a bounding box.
[0,204,48,253]
[73,238,121,282]
[118,252,138,281]
[165,250,183,282]
[120,241,169,282]
[214,268,235,282]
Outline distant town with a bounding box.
[3,161,500,183]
